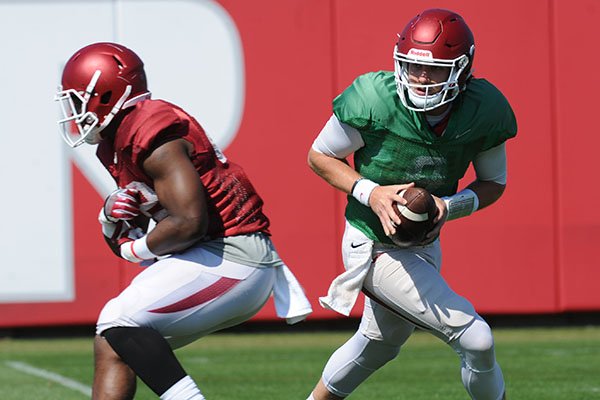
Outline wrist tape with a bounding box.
[351,178,379,207]
[442,188,479,221]
[120,235,158,263]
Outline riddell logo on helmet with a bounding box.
[408,48,433,59]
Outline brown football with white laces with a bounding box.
[391,187,438,245]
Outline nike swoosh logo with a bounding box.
[454,128,472,139]
[350,242,367,248]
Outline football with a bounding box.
[391,187,438,245]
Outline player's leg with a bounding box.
[93,331,207,400]
[93,267,208,400]
[307,298,415,399]
[450,317,505,400]
[101,326,202,399]
[362,243,505,400]
[92,335,136,400]
[95,248,275,399]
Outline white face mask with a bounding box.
[393,46,471,112]
[55,87,102,147]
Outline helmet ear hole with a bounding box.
[100,91,113,104]
[112,55,124,69]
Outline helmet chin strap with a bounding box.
[123,92,152,109]
[85,88,152,145]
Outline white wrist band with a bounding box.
[351,178,379,207]
[442,188,479,221]
[120,235,158,263]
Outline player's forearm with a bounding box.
[146,215,207,255]
[466,180,505,210]
[307,148,360,194]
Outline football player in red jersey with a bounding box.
[305,9,515,400]
[56,42,311,400]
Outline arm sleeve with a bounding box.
[311,114,365,158]
[472,142,507,184]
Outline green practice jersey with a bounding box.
[333,71,517,244]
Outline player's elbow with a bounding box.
[475,181,506,210]
[307,148,335,176]
[181,215,209,240]
[169,215,208,247]
[491,182,506,200]
[307,148,319,172]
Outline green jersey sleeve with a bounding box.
[457,78,517,151]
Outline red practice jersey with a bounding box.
[96,99,271,238]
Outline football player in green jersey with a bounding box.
[306,8,516,400]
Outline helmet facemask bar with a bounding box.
[55,70,102,147]
[55,88,101,147]
[55,69,133,147]
[393,46,470,112]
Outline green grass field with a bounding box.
[0,326,599,399]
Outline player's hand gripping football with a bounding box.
[103,188,141,223]
[98,210,144,243]
[368,182,415,236]
[98,208,146,262]
[420,195,449,245]
[99,188,144,245]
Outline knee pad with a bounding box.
[451,318,496,371]
[323,332,400,397]
[450,320,505,400]
[460,319,494,353]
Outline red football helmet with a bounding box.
[394,9,475,112]
[55,42,151,147]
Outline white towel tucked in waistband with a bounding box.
[273,264,313,324]
[319,222,374,316]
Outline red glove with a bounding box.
[103,188,141,223]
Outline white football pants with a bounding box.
[320,225,505,399]
[96,244,276,349]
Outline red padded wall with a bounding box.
[2,0,599,328]
[553,0,600,311]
